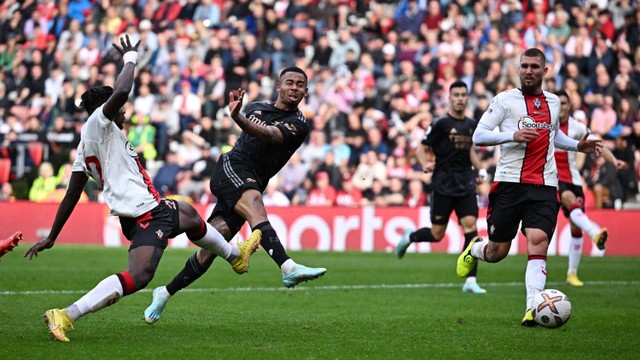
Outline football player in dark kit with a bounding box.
[144,67,327,324]
[395,80,488,294]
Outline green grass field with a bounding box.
[1,245,639,360]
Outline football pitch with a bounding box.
[1,246,639,360]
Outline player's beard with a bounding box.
[521,78,543,95]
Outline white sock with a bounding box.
[157,286,171,299]
[66,275,123,321]
[567,236,583,275]
[191,223,237,260]
[569,209,600,239]
[465,276,477,285]
[525,258,546,310]
[470,241,487,261]
[280,259,296,274]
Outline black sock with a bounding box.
[254,221,289,267]
[464,231,479,278]
[166,252,211,295]
[409,228,438,242]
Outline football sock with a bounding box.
[409,228,438,242]
[254,221,289,267]
[281,258,296,275]
[166,252,210,295]
[525,256,547,310]
[464,276,478,285]
[569,208,599,239]
[66,274,124,321]
[464,231,479,277]
[189,222,238,261]
[470,239,487,261]
[567,236,583,275]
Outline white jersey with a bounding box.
[479,88,561,187]
[555,117,588,186]
[73,105,160,217]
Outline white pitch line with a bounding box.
[1,280,638,296]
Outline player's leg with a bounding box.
[46,245,162,341]
[455,194,486,293]
[564,186,607,250]
[175,199,260,274]
[234,188,326,288]
[145,215,234,324]
[457,183,517,278]
[559,188,585,286]
[394,192,453,259]
[520,188,558,326]
[395,193,449,258]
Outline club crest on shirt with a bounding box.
[533,98,542,109]
[125,141,138,158]
[156,229,164,239]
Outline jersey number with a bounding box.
[85,155,104,188]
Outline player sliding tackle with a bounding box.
[144,67,327,324]
[22,35,261,342]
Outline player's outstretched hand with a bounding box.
[229,88,245,119]
[577,133,602,156]
[112,34,140,56]
[24,238,56,260]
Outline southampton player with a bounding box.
[23,35,261,342]
[555,90,625,286]
[144,67,327,324]
[457,48,602,326]
[395,80,488,294]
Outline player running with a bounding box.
[395,80,488,294]
[554,90,625,286]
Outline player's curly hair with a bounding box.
[76,86,113,115]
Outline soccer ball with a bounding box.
[532,289,572,328]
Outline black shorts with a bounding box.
[558,181,585,218]
[430,191,478,225]
[119,199,181,250]
[486,182,560,243]
[207,154,265,235]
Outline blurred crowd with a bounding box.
[0,0,639,210]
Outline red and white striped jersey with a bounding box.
[73,105,160,218]
[479,88,561,187]
[555,117,588,186]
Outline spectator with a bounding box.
[335,173,362,207]
[307,171,337,207]
[172,80,201,133]
[152,151,185,196]
[29,161,59,202]
[278,152,309,200]
[263,176,291,207]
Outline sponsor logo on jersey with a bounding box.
[518,115,554,131]
[246,178,257,183]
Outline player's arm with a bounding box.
[556,128,602,156]
[601,146,627,170]
[228,89,284,144]
[470,147,488,182]
[24,172,89,260]
[102,35,140,121]
[416,145,436,173]
[472,96,520,145]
